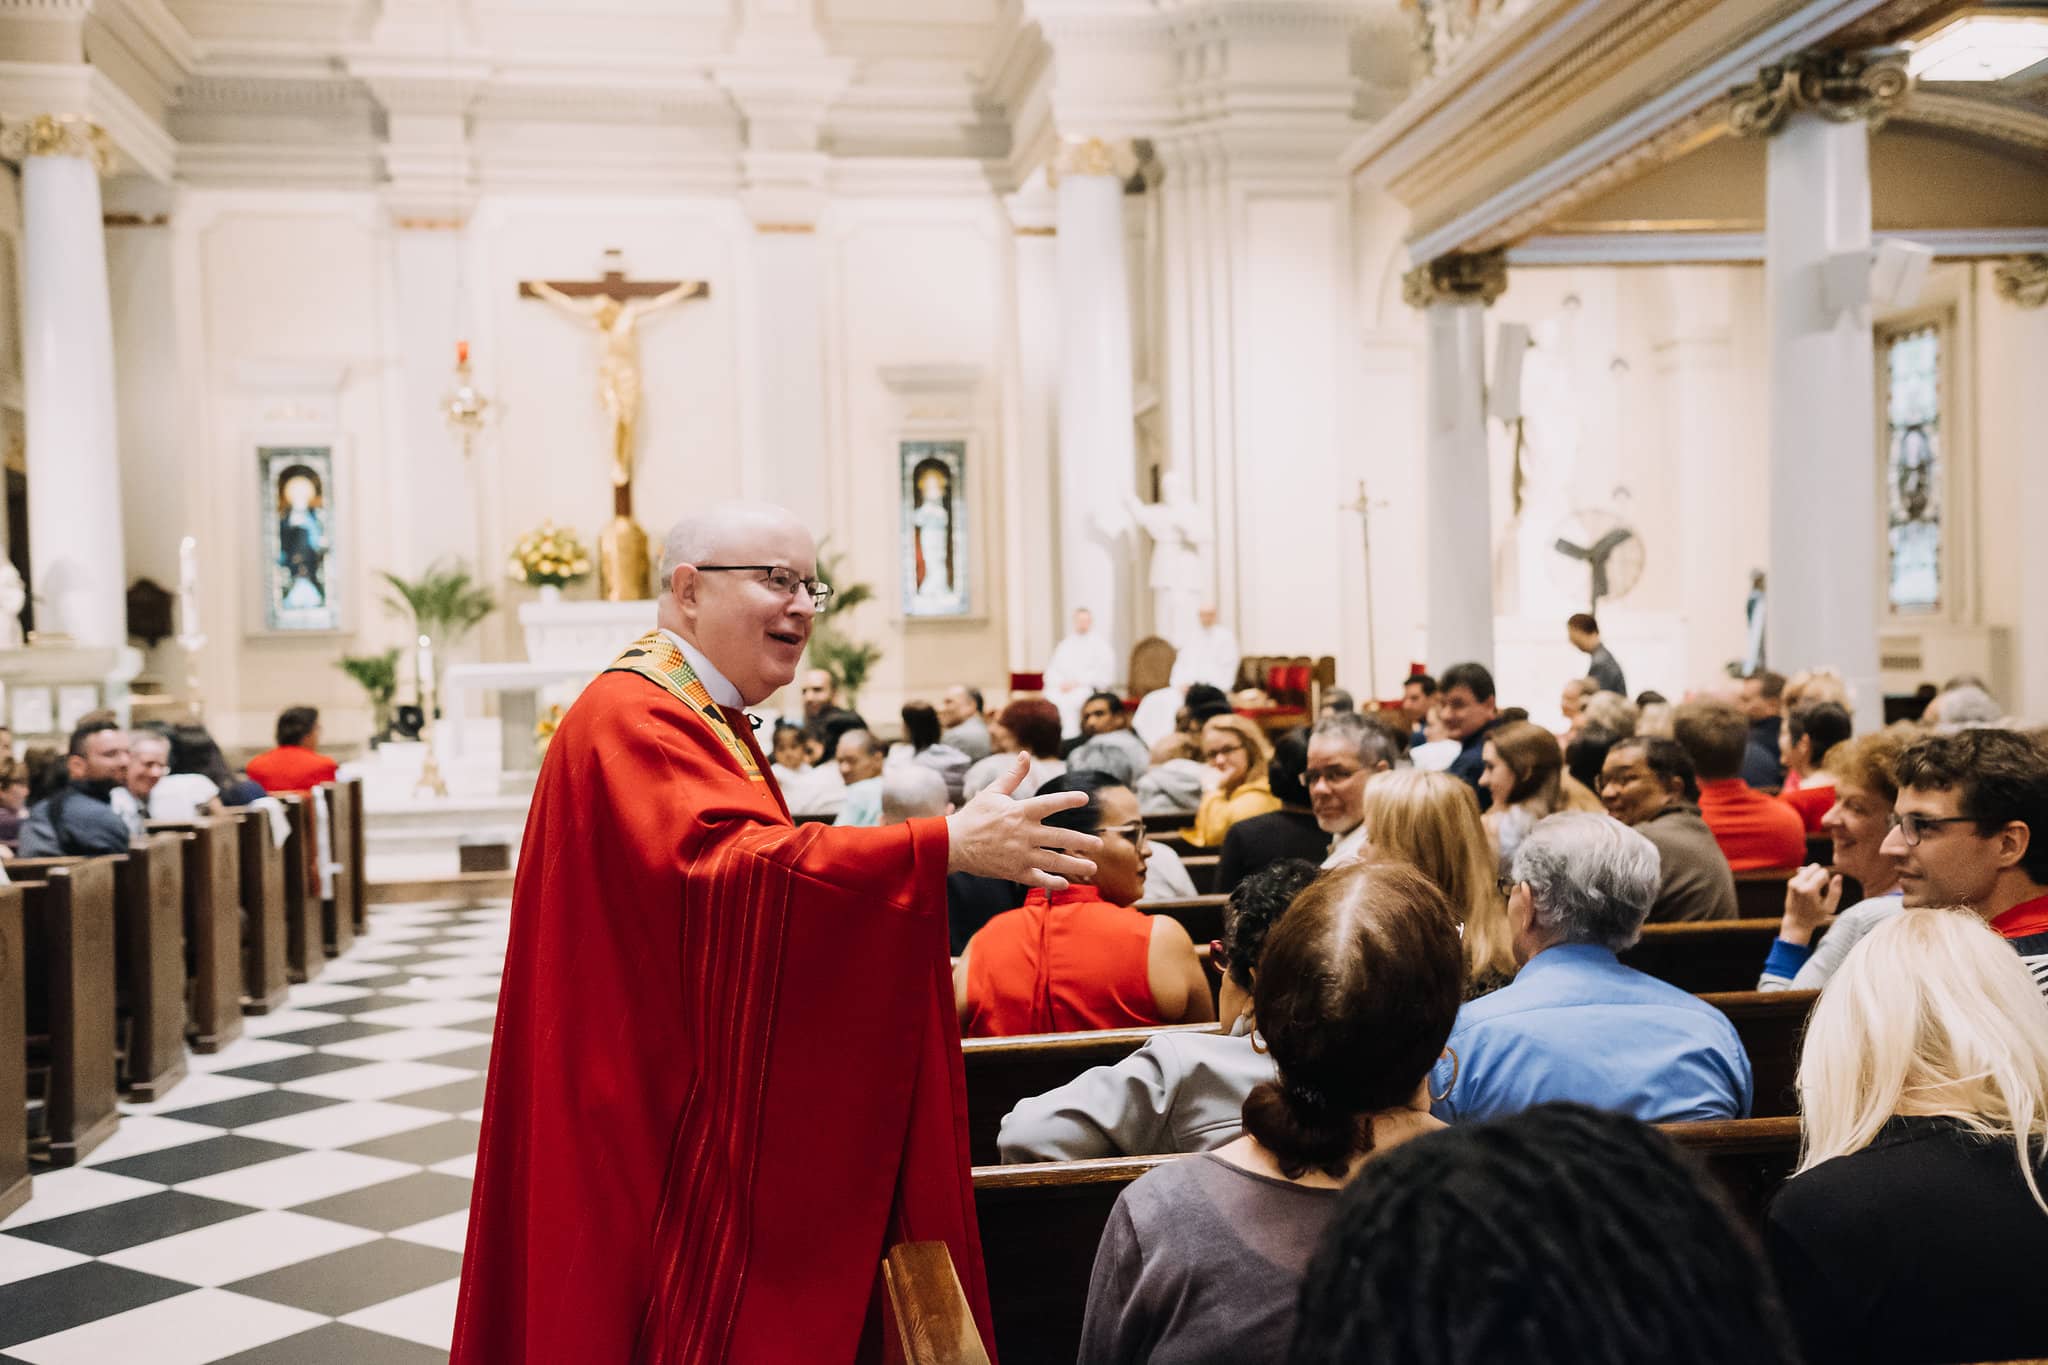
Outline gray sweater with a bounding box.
[999,1023,1273,1162]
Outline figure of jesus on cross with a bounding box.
[520,249,707,493]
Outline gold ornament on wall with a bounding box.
[1994,255,2048,310]
[1728,48,1913,139]
[1401,249,1510,309]
[0,114,113,173]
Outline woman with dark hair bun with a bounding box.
[1077,861,1464,1363]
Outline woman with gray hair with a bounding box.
[1428,812,1753,1124]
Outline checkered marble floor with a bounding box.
[0,900,505,1364]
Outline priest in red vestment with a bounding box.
[450,501,1097,1364]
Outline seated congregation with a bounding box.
[854,635,2048,1364]
[1,705,368,1207]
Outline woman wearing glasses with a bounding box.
[1759,729,1908,991]
[1188,714,1281,847]
[955,771,1215,1037]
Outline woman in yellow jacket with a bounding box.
[1188,714,1281,847]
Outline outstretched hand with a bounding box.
[945,753,1102,891]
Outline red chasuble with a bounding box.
[450,632,995,1364]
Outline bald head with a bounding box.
[882,765,951,823]
[655,499,820,707]
[658,500,813,593]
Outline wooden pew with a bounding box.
[1619,917,1829,995]
[1179,855,1220,897]
[1733,868,1794,920]
[1136,895,1226,945]
[17,862,120,1166]
[12,834,192,1102]
[1706,989,1819,1120]
[319,779,361,954]
[278,794,324,983]
[233,808,290,1013]
[341,777,368,935]
[962,1023,1225,1165]
[151,816,244,1053]
[882,1243,993,1365]
[971,1115,1802,1363]
[0,886,27,1218]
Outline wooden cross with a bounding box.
[516,247,708,305]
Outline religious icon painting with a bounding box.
[259,445,341,632]
[901,440,970,617]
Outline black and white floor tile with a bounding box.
[0,900,505,1363]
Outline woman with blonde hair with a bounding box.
[1767,907,2048,1365]
[1189,713,1280,846]
[1361,768,1518,996]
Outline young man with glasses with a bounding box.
[1881,728,2048,994]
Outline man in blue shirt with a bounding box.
[1432,811,1752,1123]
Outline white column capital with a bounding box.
[1729,47,1913,139]
[1994,255,2048,309]
[0,112,111,174]
[1401,249,1507,310]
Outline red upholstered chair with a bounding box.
[1009,672,1045,693]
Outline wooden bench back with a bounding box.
[962,1022,1225,1165]
[1136,895,1226,944]
[971,1116,1802,1363]
[0,885,27,1218]
[1619,916,1827,995]
[1733,868,1794,921]
[1706,989,1818,1119]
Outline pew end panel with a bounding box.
[278,795,324,984]
[151,818,244,1053]
[1704,990,1819,1121]
[882,1242,993,1365]
[19,864,121,1167]
[0,885,27,1218]
[319,780,360,956]
[230,808,291,1014]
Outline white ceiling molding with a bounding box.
[0,58,178,179]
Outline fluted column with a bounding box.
[1054,137,1139,670]
[1405,250,1505,671]
[2,115,125,647]
[1733,49,1911,731]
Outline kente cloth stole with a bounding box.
[603,631,765,784]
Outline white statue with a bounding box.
[1123,472,1209,647]
[0,562,22,649]
[1044,606,1117,739]
[912,467,953,599]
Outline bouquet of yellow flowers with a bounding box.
[508,521,592,589]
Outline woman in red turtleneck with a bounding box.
[956,772,1215,1037]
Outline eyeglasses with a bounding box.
[1304,765,1364,787]
[1887,812,1981,846]
[694,565,833,608]
[1101,819,1147,847]
[1203,744,1246,762]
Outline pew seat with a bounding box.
[0,886,27,1218]
[972,1116,1802,1363]
[18,863,121,1166]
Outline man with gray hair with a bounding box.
[1429,811,1752,1124]
[1307,711,1406,867]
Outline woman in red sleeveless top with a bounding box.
[956,772,1215,1037]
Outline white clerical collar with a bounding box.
[660,629,744,709]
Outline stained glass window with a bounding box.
[1884,324,1942,614]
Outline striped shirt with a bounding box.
[1991,893,2048,996]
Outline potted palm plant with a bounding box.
[337,648,401,745]
[379,560,497,708]
[805,542,882,708]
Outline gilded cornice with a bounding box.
[1049,136,1135,184]
[1897,89,2048,154]
[1464,100,1727,255]
[0,114,113,174]
[1994,255,2048,309]
[1401,249,1508,308]
[1728,48,1913,138]
[1385,0,1721,209]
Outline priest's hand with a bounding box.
[946,754,1102,891]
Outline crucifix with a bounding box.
[1342,480,1386,699]
[519,249,709,598]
